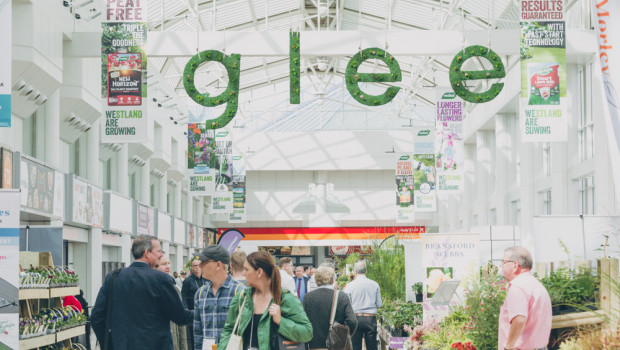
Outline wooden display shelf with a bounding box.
[551,310,606,329]
[49,286,80,298]
[19,288,49,300]
[19,334,56,349]
[56,325,86,342]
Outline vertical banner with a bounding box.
[520,0,567,142]
[210,130,234,214]
[435,90,464,193]
[229,155,246,223]
[101,0,148,143]
[0,190,20,349]
[0,0,11,127]
[1,148,13,189]
[414,128,437,212]
[188,122,216,195]
[421,234,479,322]
[593,0,620,203]
[396,155,415,223]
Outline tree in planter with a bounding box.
[412,282,423,302]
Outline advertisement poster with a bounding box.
[210,186,233,214]
[71,177,104,228]
[137,203,155,236]
[0,0,11,128]
[19,158,64,220]
[421,234,479,321]
[1,148,13,189]
[396,155,414,223]
[414,128,437,212]
[0,190,20,349]
[435,90,464,193]
[188,225,195,247]
[188,113,216,195]
[593,0,620,203]
[229,155,246,223]
[101,1,147,143]
[520,0,567,142]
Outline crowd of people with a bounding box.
[89,235,552,350]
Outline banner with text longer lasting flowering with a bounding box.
[229,155,246,223]
[520,0,567,142]
[435,90,464,194]
[101,0,147,143]
[396,155,415,223]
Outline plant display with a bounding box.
[403,320,439,349]
[540,268,598,309]
[345,48,402,106]
[419,307,472,350]
[377,300,423,332]
[183,50,240,129]
[412,282,423,295]
[290,32,300,104]
[19,306,86,338]
[449,45,505,103]
[366,240,406,301]
[20,266,79,288]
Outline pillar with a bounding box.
[117,145,129,196]
[174,184,182,217]
[87,119,100,186]
[159,172,168,213]
[476,131,493,225]
[141,158,150,204]
[86,228,103,306]
[495,114,511,224]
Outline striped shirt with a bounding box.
[193,275,246,349]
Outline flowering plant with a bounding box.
[403,320,439,349]
[451,341,477,350]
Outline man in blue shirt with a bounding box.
[344,260,382,350]
[193,245,246,349]
[294,265,310,301]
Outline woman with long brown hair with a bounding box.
[218,251,312,349]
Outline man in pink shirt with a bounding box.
[498,246,552,350]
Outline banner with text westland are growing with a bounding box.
[0,0,11,128]
[188,114,216,195]
[101,1,147,143]
[396,155,414,223]
[435,90,464,194]
[229,155,246,223]
[520,0,567,142]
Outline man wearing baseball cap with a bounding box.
[193,245,246,349]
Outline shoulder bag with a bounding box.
[326,288,353,350]
[226,291,247,350]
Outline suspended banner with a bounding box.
[101,0,148,143]
[414,128,437,212]
[210,130,234,214]
[592,0,620,203]
[136,202,155,236]
[519,0,567,142]
[0,0,10,128]
[0,190,20,350]
[67,176,104,228]
[1,148,13,189]
[421,233,479,322]
[20,158,65,220]
[435,90,464,193]
[187,107,216,195]
[229,155,246,223]
[396,155,414,223]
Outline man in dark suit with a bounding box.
[294,265,310,301]
[91,235,193,350]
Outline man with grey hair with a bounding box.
[344,260,381,350]
[499,246,551,350]
[91,235,193,350]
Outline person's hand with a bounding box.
[269,303,282,325]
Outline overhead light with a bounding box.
[20,85,34,96]
[292,183,317,214]
[72,0,94,9]
[12,80,27,92]
[159,96,172,104]
[164,103,177,109]
[316,57,328,71]
[325,183,350,213]
[63,1,70,7]
[385,146,396,153]
[65,113,77,123]
[74,13,81,20]
[34,94,48,105]
[87,11,101,21]
[28,89,42,101]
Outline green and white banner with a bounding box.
[229,155,246,223]
[396,155,415,223]
[0,0,11,128]
[435,90,464,193]
[188,120,216,195]
[210,130,234,214]
[520,0,567,142]
[414,128,437,212]
[101,1,147,143]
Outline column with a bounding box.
[186,192,193,224]
[461,143,476,230]
[495,114,511,224]
[551,142,568,215]
[520,141,536,253]
[42,90,60,166]
[159,172,168,213]
[141,158,150,204]
[117,144,129,196]
[86,228,103,307]
[195,197,203,225]
[120,233,131,266]
[162,241,170,258]
[175,244,185,273]
[476,131,493,225]
[87,119,101,186]
[174,185,182,217]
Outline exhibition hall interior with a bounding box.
[0,0,618,349]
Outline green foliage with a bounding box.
[412,282,423,295]
[540,268,598,305]
[290,32,300,104]
[449,45,505,103]
[421,306,472,350]
[377,300,423,330]
[366,240,406,302]
[345,48,402,106]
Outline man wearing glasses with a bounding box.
[182,256,207,349]
[499,246,552,350]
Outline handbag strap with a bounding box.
[329,287,339,329]
[231,290,247,336]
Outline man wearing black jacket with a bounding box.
[91,235,193,350]
[181,256,206,349]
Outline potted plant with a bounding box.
[412,282,423,302]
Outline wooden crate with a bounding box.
[19,334,56,350]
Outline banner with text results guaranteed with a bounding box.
[414,128,437,212]
[592,0,620,202]
[520,0,567,142]
[396,154,415,223]
[422,234,479,322]
[0,191,20,349]
[435,89,464,194]
[210,130,233,214]
[229,155,246,223]
[101,0,147,143]
[188,107,216,195]
[0,0,11,127]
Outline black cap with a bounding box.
[197,245,231,264]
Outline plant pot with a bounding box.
[559,305,577,314]
[415,293,423,303]
[552,305,562,315]
[390,327,403,337]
